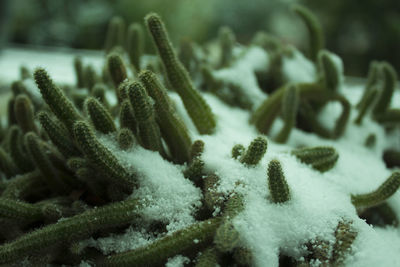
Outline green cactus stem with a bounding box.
[107,53,128,102]
[356,61,380,110]
[139,70,192,163]
[0,198,141,264]
[0,147,19,178]
[74,56,85,88]
[119,99,137,136]
[318,50,340,92]
[84,97,116,134]
[14,94,38,134]
[8,126,34,172]
[218,26,235,68]
[267,159,291,204]
[145,13,216,135]
[354,87,378,125]
[372,62,397,116]
[73,120,137,191]
[104,16,126,53]
[34,68,82,134]
[195,247,219,267]
[1,170,44,200]
[37,111,80,158]
[292,4,324,62]
[103,217,223,267]
[24,132,69,194]
[127,81,165,156]
[275,85,299,143]
[291,146,338,172]
[126,23,144,72]
[239,136,268,166]
[351,172,400,209]
[231,144,245,159]
[117,128,135,150]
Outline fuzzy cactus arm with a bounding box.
[291,146,338,172]
[0,147,20,178]
[74,56,84,88]
[34,68,82,134]
[1,170,43,200]
[37,111,81,158]
[84,97,116,134]
[139,70,192,163]
[24,132,69,194]
[104,16,125,53]
[145,13,216,135]
[275,85,299,143]
[372,62,397,116]
[292,4,324,62]
[356,61,380,109]
[0,198,141,264]
[0,198,42,221]
[117,128,135,150]
[126,23,144,72]
[267,159,291,204]
[218,26,235,68]
[73,120,137,191]
[102,217,222,267]
[239,136,268,166]
[127,81,165,155]
[119,99,137,135]
[351,172,400,209]
[195,247,219,267]
[8,126,34,172]
[354,88,378,125]
[14,94,38,134]
[318,50,340,92]
[231,144,245,159]
[107,53,128,101]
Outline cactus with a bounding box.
[267,159,291,204]
[239,136,268,166]
[145,13,216,135]
[291,146,338,172]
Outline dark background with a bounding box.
[1,0,400,77]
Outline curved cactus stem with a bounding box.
[292,4,324,62]
[372,62,397,116]
[291,146,338,172]
[126,23,144,72]
[14,94,38,134]
[351,172,400,209]
[275,84,299,143]
[318,50,340,92]
[356,61,380,110]
[354,87,378,125]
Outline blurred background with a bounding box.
[0,0,399,76]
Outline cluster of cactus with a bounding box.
[0,4,399,266]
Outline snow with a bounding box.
[1,47,400,266]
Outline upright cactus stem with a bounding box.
[73,120,137,191]
[107,53,128,101]
[267,159,290,204]
[372,62,397,116]
[145,13,216,135]
[37,111,80,158]
[14,94,38,134]
[127,81,165,156]
[117,128,135,150]
[126,23,144,72]
[119,99,137,135]
[231,144,245,159]
[104,16,126,53]
[239,137,268,166]
[34,68,82,134]
[84,97,116,134]
[292,4,324,62]
[218,26,235,68]
[74,56,84,88]
[318,50,340,91]
[275,85,299,143]
[351,172,400,209]
[139,70,192,163]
